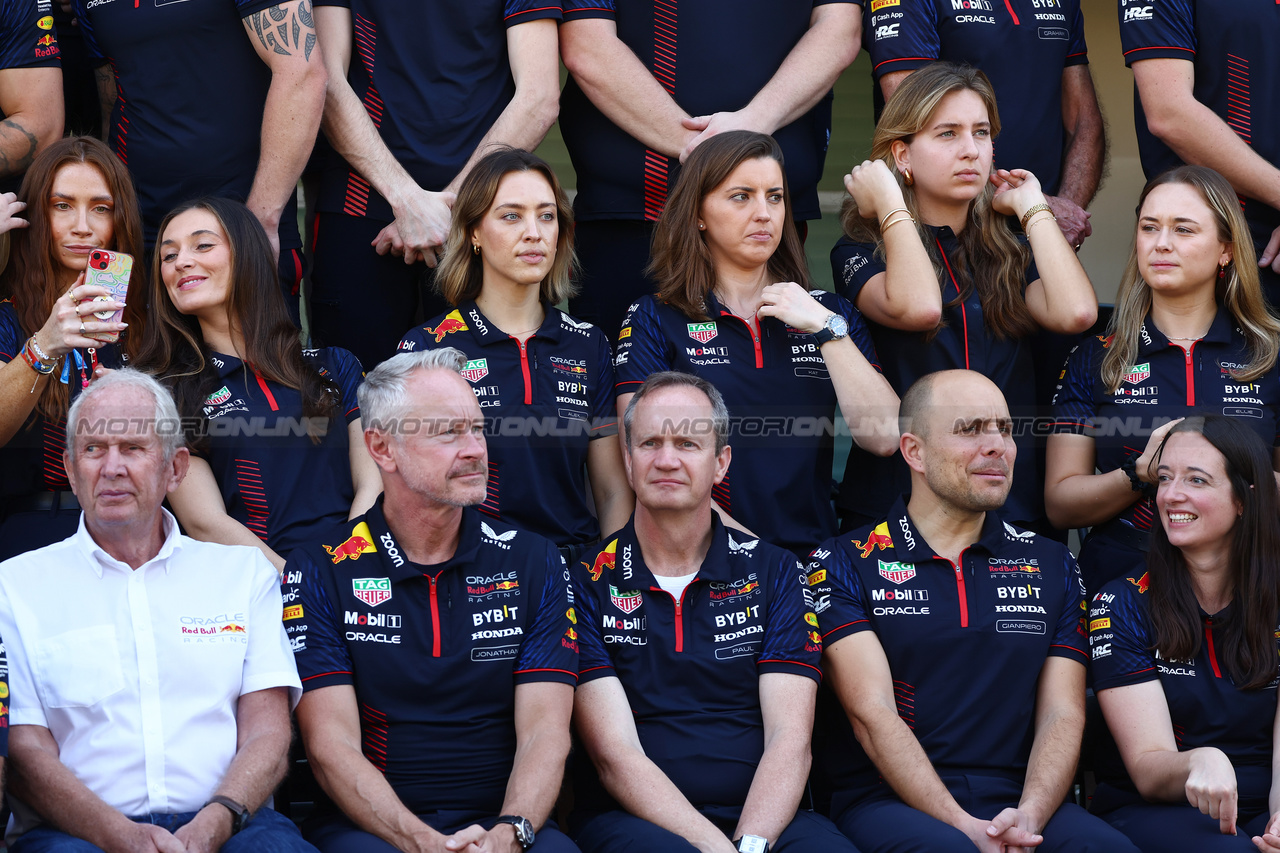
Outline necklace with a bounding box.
[713,291,759,320]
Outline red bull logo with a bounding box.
[590,539,618,582]
[852,522,894,559]
[324,534,376,564]
[494,580,518,591]
[36,34,54,46]
[1129,572,1151,594]
[808,631,822,645]
[218,624,247,634]
[426,310,468,343]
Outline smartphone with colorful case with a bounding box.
[81,248,133,344]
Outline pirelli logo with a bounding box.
[871,0,900,9]
[1089,618,1111,632]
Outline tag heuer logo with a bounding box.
[205,386,232,405]
[687,322,717,344]
[609,585,643,614]
[878,561,916,585]
[461,359,489,383]
[1123,363,1151,385]
[352,578,392,607]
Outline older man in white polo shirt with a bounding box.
[0,369,315,853]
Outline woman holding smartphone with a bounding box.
[0,137,144,557]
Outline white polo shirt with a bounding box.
[0,510,301,817]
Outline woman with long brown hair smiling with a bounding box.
[132,197,381,571]
[614,130,899,557]
[832,62,1098,535]
[0,136,144,557]
[1088,416,1280,851]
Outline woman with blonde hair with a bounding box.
[401,147,630,560]
[831,61,1098,535]
[1048,165,1280,591]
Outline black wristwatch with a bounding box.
[206,795,251,835]
[494,815,535,850]
[1120,454,1155,498]
[812,312,848,346]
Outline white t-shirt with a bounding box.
[0,510,301,818]
[652,570,699,601]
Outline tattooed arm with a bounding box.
[241,0,327,258]
[0,67,62,178]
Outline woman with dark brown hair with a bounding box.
[0,136,144,557]
[615,130,898,557]
[132,197,381,570]
[832,62,1098,535]
[400,148,630,558]
[1088,416,1280,852]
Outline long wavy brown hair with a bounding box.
[130,197,338,450]
[1146,416,1280,689]
[2,137,145,421]
[649,131,810,321]
[1101,166,1279,393]
[839,63,1036,341]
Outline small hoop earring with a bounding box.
[472,243,480,255]
[902,169,913,187]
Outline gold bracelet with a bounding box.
[882,215,916,232]
[1019,203,1052,231]
[879,207,910,230]
[1025,211,1058,232]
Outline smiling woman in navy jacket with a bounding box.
[132,197,381,571]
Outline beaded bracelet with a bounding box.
[28,335,53,363]
[21,337,57,375]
